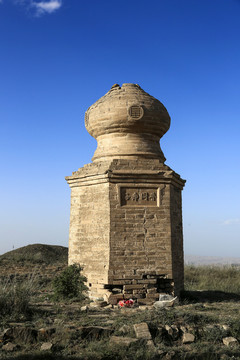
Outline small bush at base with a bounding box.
[52,264,88,301]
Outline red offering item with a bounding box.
[125,299,134,307]
[118,299,134,307]
[118,300,125,307]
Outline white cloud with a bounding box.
[12,0,63,16]
[222,218,240,225]
[31,0,62,15]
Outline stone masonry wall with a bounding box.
[170,185,184,296]
[108,181,174,300]
[105,159,184,303]
[67,159,185,302]
[68,182,110,298]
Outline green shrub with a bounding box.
[52,264,88,301]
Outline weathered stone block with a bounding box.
[133,323,152,340]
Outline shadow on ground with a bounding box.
[182,290,240,302]
[3,355,89,360]
[7,350,240,360]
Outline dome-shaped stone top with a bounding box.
[85,83,171,162]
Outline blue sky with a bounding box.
[0,0,239,257]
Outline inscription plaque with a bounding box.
[120,187,158,206]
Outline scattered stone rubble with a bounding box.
[1,303,239,356]
[40,342,53,351]
[134,322,152,340]
[222,337,238,346]
[182,332,195,344]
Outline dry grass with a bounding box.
[184,265,240,294]
[0,272,39,319]
[0,248,240,359]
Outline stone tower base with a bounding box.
[66,158,185,303]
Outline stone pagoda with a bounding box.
[66,83,186,303]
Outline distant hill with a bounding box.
[0,244,68,265]
[2,244,239,267]
[185,254,240,266]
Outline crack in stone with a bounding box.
[143,209,150,268]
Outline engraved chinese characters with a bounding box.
[120,187,158,206]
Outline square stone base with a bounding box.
[66,159,185,301]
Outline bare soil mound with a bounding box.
[0,244,68,265]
